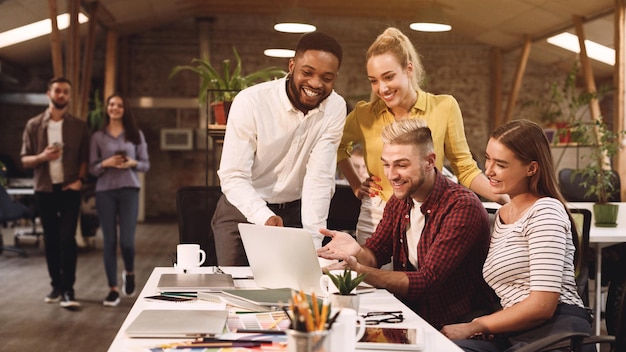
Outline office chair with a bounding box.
[514,272,625,352]
[175,186,221,266]
[570,208,592,307]
[0,185,31,257]
[327,184,361,233]
[559,168,621,202]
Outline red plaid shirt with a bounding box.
[364,170,497,329]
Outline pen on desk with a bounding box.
[161,292,197,298]
[175,341,263,349]
[235,329,287,335]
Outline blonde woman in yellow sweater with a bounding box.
[338,27,507,244]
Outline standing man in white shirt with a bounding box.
[21,77,89,309]
[212,31,347,266]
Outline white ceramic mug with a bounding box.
[329,308,366,352]
[176,244,206,272]
[319,270,358,296]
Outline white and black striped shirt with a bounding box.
[483,197,583,309]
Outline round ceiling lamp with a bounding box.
[264,49,295,58]
[274,7,316,33]
[410,4,452,33]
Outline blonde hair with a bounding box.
[381,119,432,154]
[367,27,425,93]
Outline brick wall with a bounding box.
[0,14,589,219]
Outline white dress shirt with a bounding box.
[218,77,347,247]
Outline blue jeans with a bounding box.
[36,185,81,294]
[96,187,139,288]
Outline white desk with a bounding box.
[483,201,626,335]
[108,267,462,352]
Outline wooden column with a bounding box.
[615,0,626,200]
[48,0,63,78]
[66,0,81,117]
[79,2,100,119]
[490,47,502,130]
[573,15,609,169]
[503,35,531,123]
[104,30,118,100]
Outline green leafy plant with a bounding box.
[571,118,625,204]
[325,269,368,295]
[87,89,105,133]
[169,47,286,104]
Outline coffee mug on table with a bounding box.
[319,270,358,296]
[176,244,206,272]
[329,308,366,351]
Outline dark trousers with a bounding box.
[211,195,302,266]
[96,187,139,288]
[36,185,81,294]
[454,304,595,352]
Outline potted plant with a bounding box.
[169,47,285,124]
[323,269,367,311]
[571,117,625,227]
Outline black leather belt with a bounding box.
[267,199,301,210]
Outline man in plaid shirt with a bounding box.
[318,119,498,330]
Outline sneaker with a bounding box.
[59,292,81,310]
[44,288,62,303]
[122,271,135,297]
[103,290,120,307]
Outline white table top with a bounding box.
[108,267,462,352]
[482,201,626,246]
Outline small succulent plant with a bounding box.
[325,269,367,295]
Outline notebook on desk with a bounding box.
[157,273,235,292]
[238,223,375,296]
[125,309,228,338]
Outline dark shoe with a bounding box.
[122,271,135,297]
[103,290,120,307]
[44,288,62,303]
[60,292,81,310]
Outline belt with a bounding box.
[267,199,301,210]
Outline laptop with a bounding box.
[157,273,235,292]
[238,223,375,297]
[125,309,228,338]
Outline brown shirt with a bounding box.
[20,110,89,192]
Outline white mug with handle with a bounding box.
[176,244,206,273]
[330,308,366,352]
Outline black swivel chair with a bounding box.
[0,185,31,257]
[175,186,221,266]
[559,168,621,202]
[327,184,361,233]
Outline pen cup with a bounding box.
[286,329,330,352]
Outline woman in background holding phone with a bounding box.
[89,93,150,307]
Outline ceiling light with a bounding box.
[0,13,89,49]
[274,7,316,33]
[410,4,451,33]
[264,49,295,58]
[547,32,615,66]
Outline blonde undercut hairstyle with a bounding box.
[367,27,425,94]
[381,118,433,155]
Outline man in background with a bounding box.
[212,31,347,266]
[21,77,89,309]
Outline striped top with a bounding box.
[483,197,583,309]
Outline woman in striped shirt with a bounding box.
[441,119,594,352]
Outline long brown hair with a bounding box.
[103,93,141,145]
[490,119,580,264]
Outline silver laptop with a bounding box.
[238,223,326,296]
[157,273,235,292]
[238,223,376,297]
[125,309,228,338]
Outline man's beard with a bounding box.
[51,99,68,110]
[286,74,327,112]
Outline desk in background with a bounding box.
[108,267,462,352]
[483,201,626,335]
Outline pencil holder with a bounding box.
[286,329,330,352]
